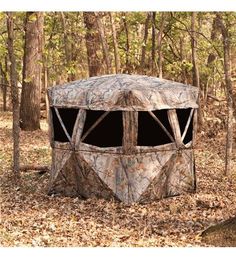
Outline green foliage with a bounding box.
[1,11,234,93]
[23,77,32,83]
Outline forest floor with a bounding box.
[0,107,236,247]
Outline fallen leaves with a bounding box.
[0,110,236,247]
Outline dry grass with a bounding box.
[0,110,236,247]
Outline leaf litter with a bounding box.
[0,109,235,247]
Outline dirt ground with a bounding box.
[0,110,236,247]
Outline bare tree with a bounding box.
[191,12,203,127]
[0,60,8,111]
[109,12,120,74]
[60,12,73,81]
[179,35,188,84]
[207,16,220,66]
[157,13,165,78]
[151,12,156,75]
[140,12,151,73]
[216,13,235,176]
[95,13,111,74]
[83,12,101,77]
[6,12,20,177]
[20,12,44,131]
[122,13,131,74]
[41,16,49,120]
[191,13,200,89]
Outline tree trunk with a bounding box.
[0,61,8,111]
[205,16,221,103]
[230,30,236,119]
[191,13,200,88]
[83,12,101,77]
[42,64,48,120]
[20,12,44,131]
[7,12,20,177]
[60,12,73,82]
[95,13,111,74]
[140,12,151,73]
[109,12,120,74]
[207,17,220,65]
[122,13,131,74]
[151,12,156,75]
[4,56,9,110]
[216,13,235,176]
[191,12,203,127]
[157,13,165,78]
[179,36,188,84]
[41,18,48,120]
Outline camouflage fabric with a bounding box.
[48,74,198,111]
[47,74,198,204]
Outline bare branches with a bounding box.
[171,14,222,58]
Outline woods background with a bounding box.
[0,12,236,247]
[1,12,236,174]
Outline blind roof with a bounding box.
[48,74,199,111]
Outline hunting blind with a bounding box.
[47,74,198,204]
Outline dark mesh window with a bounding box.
[138,110,174,146]
[176,108,193,144]
[51,108,79,142]
[82,111,123,147]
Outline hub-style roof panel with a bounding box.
[48,74,199,110]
